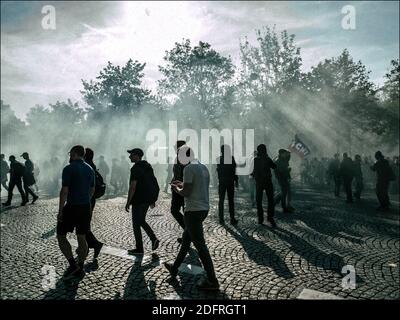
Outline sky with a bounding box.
[1,1,399,119]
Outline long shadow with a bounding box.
[42,268,85,300]
[122,253,159,300]
[271,227,363,284]
[223,225,295,279]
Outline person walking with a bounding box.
[164,146,219,291]
[21,152,39,204]
[2,155,27,206]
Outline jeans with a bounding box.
[7,178,26,203]
[255,180,275,223]
[218,181,235,222]
[132,203,157,251]
[171,191,185,229]
[173,210,217,282]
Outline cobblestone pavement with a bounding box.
[1,185,399,300]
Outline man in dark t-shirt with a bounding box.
[2,155,27,206]
[125,148,159,255]
[57,145,95,279]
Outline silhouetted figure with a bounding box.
[353,154,363,201]
[84,148,104,259]
[125,148,159,255]
[252,144,277,227]
[110,158,120,195]
[97,155,110,184]
[371,151,394,211]
[340,153,355,203]
[57,145,94,279]
[165,146,219,291]
[164,160,173,193]
[1,154,9,192]
[216,145,238,225]
[2,156,27,206]
[274,149,294,213]
[328,154,341,197]
[170,140,186,243]
[21,152,38,204]
[247,151,257,208]
[120,155,130,194]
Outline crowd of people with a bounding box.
[0,141,398,291]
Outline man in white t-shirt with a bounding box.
[164,146,219,291]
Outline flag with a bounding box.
[288,135,311,159]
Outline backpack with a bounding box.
[94,169,106,199]
[145,170,160,204]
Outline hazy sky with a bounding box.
[1,1,399,119]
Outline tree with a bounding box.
[0,100,26,153]
[158,39,235,125]
[304,49,379,153]
[81,59,151,120]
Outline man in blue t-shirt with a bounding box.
[57,145,95,278]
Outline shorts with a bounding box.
[56,203,91,235]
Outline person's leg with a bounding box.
[227,183,235,221]
[5,180,15,204]
[280,180,288,210]
[140,204,157,242]
[1,180,9,191]
[86,198,102,249]
[266,182,275,220]
[76,234,88,267]
[249,178,255,206]
[131,205,145,251]
[172,222,192,271]
[376,183,384,207]
[382,181,390,208]
[57,234,74,260]
[15,180,27,203]
[171,192,185,229]
[188,211,217,282]
[255,183,264,223]
[218,182,226,223]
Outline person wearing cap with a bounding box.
[21,152,38,204]
[165,146,219,291]
[274,149,294,213]
[2,155,27,206]
[371,151,394,211]
[0,154,10,192]
[57,145,95,279]
[252,144,277,227]
[125,148,160,255]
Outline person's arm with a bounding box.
[172,166,193,197]
[125,180,137,212]
[269,157,277,170]
[58,186,68,222]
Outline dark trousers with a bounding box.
[173,211,217,282]
[218,181,235,222]
[249,177,256,206]
[86,197,102,249]
[354,178,363,200]
[132,203,157,251]
[1,179,8,191]
[255,181,275,223]
[276,179,290,209]
[334,175,341,197]
[343,177,353,202]
[23,182,37,201]
[376,181,390,208]
[171,191,185,229]
[7,178,26,203]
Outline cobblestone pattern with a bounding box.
[0,186,399,300]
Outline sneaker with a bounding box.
[128,248,144,255]
[152,239,160,251]
[93,243,104,259]
[164,262,177,278]
[267,218,277,228]
[230,218,238,225]
[31,195,39,204]
[197,278,220,291]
